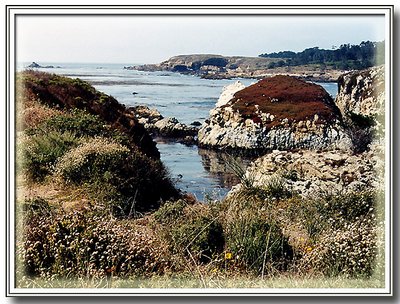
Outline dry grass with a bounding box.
[16,272,385,290]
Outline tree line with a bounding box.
[259,41,385,70]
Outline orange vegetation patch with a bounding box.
[228,75,341,128]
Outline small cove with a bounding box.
[18,62,338,201]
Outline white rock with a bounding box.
[215,81,246,108]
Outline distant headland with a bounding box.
[126,41,384,82]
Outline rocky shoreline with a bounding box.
[130,105,199,145]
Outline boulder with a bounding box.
[154,117,198,138]
[198,75,351,151]
[131,105,198,142]
[130,105,164,129]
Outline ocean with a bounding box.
[17,62,338,201]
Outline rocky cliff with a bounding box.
[329,65,385,153]
[336,65,385,139]
[198,75,351,152]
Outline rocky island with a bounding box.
[26,62,60,69]
[198,75,351,152]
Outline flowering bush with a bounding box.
[301,216,378,277]
[20,206,171,278]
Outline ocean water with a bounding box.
[18,62,338,201]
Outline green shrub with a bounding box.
[349,112,376,129]
[154,200,187,225]
[22,131,79,182]
[27,109,129,144]
[292,190,380,278]
[226,158,255,190]
[109,151,178,215]
[286,197,327,243]
[22,197,54,221]
[33,109,105,137]
[262,175,292,200]
[322,190,376,226]
[287,190,376,244]
[225,214,292,274]
[55,137,129,184]
[170,215,224,263]
[55,137,177,214]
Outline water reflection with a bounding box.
[198,148,255,189]
[156,139,254,202]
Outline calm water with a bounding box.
[18,62,338,201]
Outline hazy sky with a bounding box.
[16,15,385,64]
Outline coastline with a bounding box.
[126,54,349,82]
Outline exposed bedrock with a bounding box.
[198,75,351,152]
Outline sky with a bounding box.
[16,14,386,64]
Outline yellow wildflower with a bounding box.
[225,252,233,260]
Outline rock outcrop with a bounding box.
[198,75,351,152]
[334,65,385,152]
[130,105,198,144]
[215,81,247,108]
[27,62,59,69]
[235,145,384,198]
[336,65,385,134]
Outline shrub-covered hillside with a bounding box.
[17,71,179,214]
[18,70,159,159]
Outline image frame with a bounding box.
[5,4,394,297]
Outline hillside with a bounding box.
[17,70,179,213]
[19,70,159,159]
